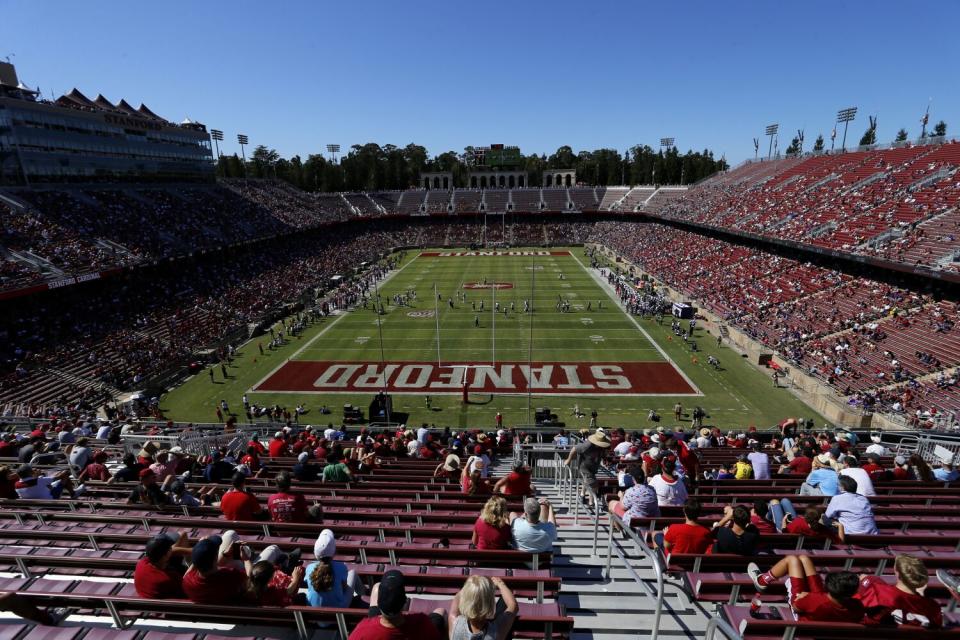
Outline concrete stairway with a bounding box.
[502,454,712,640]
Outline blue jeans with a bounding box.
[799,482,824,496]
[768,498,797,532]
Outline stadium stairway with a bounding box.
[513,458,709,640]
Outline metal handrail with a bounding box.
[604,510,667,640]
[704,614,742,640]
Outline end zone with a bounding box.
[252,360,699,396]
[419,250,570,257]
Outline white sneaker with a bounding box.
[747,562,768,592]
[936,569,960,600]
[72,484,87,498]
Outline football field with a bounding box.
[161,247,824,429]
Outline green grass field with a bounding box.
[161,247,824,430]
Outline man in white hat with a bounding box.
[865,434,889,457]
[564,430,610,506]
[934,455,960,482]
[799,454,840,496]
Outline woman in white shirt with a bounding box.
[647,457,688,507]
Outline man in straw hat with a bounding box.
[564,429,610,507]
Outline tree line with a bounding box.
[215,143,728,192]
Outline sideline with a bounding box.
[568,249,703,396]
[247,252,422,393]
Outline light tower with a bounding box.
[836,107,857,152]
[326,144,340,163]
[237,134,249,177]
[765,124,779,160]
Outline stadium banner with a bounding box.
[419,250,570,257]
[253,360,697,396]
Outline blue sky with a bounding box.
[3,0,958,165]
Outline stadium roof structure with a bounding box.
[54,87,174,125]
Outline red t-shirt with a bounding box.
[268,491,308,523]
[501,472,532,496]
[134,557,183,598]
[348,613,443,640]
[268,439,288,458]
[892,467,910,480]
[788,456,812,475]
[856,576,943,628]
[0,476,18,500]
[182,566,249,604]
[750,514,777,535]
[862,463,883,477]
[473,518,511,550]
[83,462,111,481]
[240,454,260,472]
[784,517,840,543]
[663,522,713,554]
[220,489,262,521]
[791,576,865,622]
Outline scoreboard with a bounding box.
[481,144,522,167]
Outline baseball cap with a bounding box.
[257,544,284,566]
[314,529,336,558]
[145,532,179,562]
[139,468,156,480]
[297,452,309,463]
[377,570,408,616]
[219,530,239,557]
[191,535,222,572]
[16,464,32,477]
[816,454,831,465]
[894,455,907,465]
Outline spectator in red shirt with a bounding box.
[749,554,865,622]
[0,466,18,500]
[493,464,534,496]
[248,559,306,607]
[348,569,445,640]
[857,555,942,628]
[134,531,192,599]
[0,434,19,458]
[267,471,308,523]
[862,454,885,481]
[218,472,264,521]
[776,504,843,543]
[779,448,814,475]
[749,500,777,534]
[240,446,262,474]
[268,432,290,458]
[433,454,460,479]
[891,455,912,480]
[182,535,253,605]
[657,499,713,555]
[246,433,267,456]
[78,450,112,482]
[462,461,491,496]
[471,496,512,550]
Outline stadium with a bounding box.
[2,2,960,639]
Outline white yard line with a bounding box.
[247,254,421,393]
[568,250,703,396]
